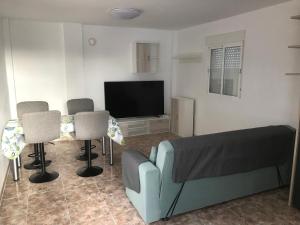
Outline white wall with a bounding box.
[5,20,174,115]
[0,20,11,193]
[63,23,86,100]
[8,20,68,115]
[174,0,300,135]
[82,25,174,112]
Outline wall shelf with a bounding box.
[289,45,300,48]
[285,73,300,76]
[173,53,202,63]
[291,15,300,20]
[288,13,300,209]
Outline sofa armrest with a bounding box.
[125,161,161,224]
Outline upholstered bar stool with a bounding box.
[67,98,99,160]
[17,101,50,170]
[74,111,109,177]
[22,111,61,183]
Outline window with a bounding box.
[208,43,243,97]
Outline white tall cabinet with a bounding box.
[171,97,195,137]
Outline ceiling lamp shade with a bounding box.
[110,8,143,20]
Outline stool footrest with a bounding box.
[76,152,98,161]
[80,145,96,151]
[24,160,51,170]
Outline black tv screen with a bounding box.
[104,81,164,118]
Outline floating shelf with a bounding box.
[285,73,300,76]
[173,53,202,63]
[289,45,300,48]
[291,15,300,20]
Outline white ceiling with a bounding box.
[0,0,290,30]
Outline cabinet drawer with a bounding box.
[127,121,148,129]
[149,119,169,133]
[127,127,149,136]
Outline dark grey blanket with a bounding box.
[170,126,296,183]
[122,150,149,193]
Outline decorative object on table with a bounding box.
[74,111,109,177]
[66,98,98,160]
[107,118,125,144]
[17,101,50,170]
[22,110,61,183]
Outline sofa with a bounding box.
[123,126,295,224]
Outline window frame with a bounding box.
[208,41,244,98]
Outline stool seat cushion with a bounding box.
[74,111,109,140]
[17,101,49,119]
[22,110,61,144]
[67,98,94,115]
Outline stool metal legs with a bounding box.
[109,138,113,166]
[77,140,103,177]
[76,141,98,161]
[16,155,22,168]
[24,144,51,170]
[102,137,106,155]
[29,143,59,183]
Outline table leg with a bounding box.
[16,155,21,168]
[12,159,19,181]
[102,137,106,155]
[109,138,113,166]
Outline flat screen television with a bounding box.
[104,81,164,118]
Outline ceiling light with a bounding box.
[110,8,143,20]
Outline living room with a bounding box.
[0,0,300,224]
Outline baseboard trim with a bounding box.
[0,160,10,203]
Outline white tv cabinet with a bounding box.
[117,115,170,137]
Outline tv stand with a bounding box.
[117,115,170,137]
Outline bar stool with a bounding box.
[67,98,99,161]
[17,101,50,170]
[74,111,109,177]
[22,110,61,183]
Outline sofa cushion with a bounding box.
[149,146,158,164]
[170,125,295,183]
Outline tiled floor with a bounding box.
[0,133,300,225]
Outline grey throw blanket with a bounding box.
[170,126,296,183]
[122,150,149,193]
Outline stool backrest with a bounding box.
[22,110,61,144]
[17,101,49,119]
[74,111,109,140]
[67,98,94,115]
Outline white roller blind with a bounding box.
[208,42,243,97]
[205,30,245,48]
[209,48,223,94]
[223,45,242,96]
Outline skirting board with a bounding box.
[0,160,10,203]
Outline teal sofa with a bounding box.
[125,141,291,224]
